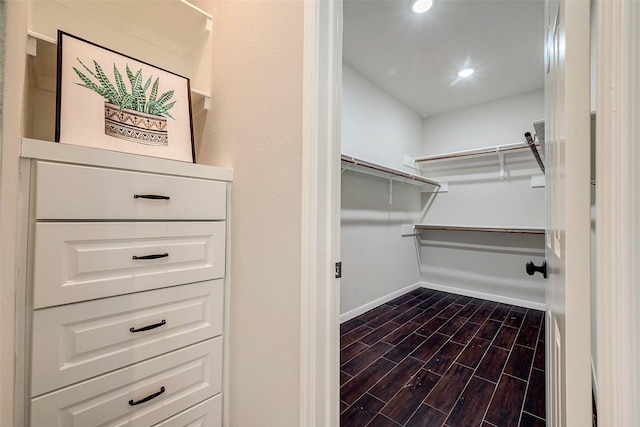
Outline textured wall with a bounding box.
[194,1,304,426]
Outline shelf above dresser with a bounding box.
[27,0,212,102]
[24,0,213,143]
[21,138,232,181]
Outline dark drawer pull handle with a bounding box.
[132,253,169,260]
[129,319,166,333]
[134,194,170,200]
[128,386,165,406]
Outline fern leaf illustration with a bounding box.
[146,100,159,115]
[72,67,100,91]
[158,102,176,119]
[136,74,150,111]
[125,64,135,85]
[147,100,175,119]
[76,58,99,80]
[161,100,176,112]
[156,90,175,106]
[145,78,160,113]
[113,64,127,97]
[120,94,136,111]
[149,78,159,102]
[73,66,112,103]
[92,60,120,104]
[73,59,175,120]
[130,69,143,111]
[143,76,152,92]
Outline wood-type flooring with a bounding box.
[340,288,546,427]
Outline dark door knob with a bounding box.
[526,261,547,278]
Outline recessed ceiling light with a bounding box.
[458,68,475,78]
[412,0,434,14]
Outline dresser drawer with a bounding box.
[31,280,223,397]
[34,161,227,220]
[153,395,221,427]
[33,221,226,308]
[30,337,222,427]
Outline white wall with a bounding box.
[342,63,423,170]
[194,1,303,426]
[341,64,424,318]
[421,89,545,154]
[341,172,423,317]
[419,231,546,308]
[419,90,546,307]
[420,173,545,228]
[418,91,546,229]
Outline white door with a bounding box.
[544,0,592,425]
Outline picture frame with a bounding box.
[55,31,196,163]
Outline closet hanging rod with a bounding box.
[414,141,539,163]
[414,224,545,234]
[524,132,545,174]
[341,154,440,186]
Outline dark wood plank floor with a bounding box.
[340,288,546,427]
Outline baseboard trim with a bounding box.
[340,280,546,324]
[340,282,422,323]
[420,281,546,311]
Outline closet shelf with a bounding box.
[341,154,440,187]
[414,141,540,163]
[414,224,545,234]
[409,140,545,182]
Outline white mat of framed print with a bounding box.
[55,31,195,163]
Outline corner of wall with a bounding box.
[1,2,28,426]
[196,1,305,426]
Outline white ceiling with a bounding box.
[343,0,545,117]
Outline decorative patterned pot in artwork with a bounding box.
[104,102,168,145]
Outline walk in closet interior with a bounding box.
[340,0,547,321]
[340,1,553,424]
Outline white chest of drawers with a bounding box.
[17,139,232,427]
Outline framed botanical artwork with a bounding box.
[55,31,195,163]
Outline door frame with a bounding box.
[300,0,640,425]
[595,0,640,425]
[544,0,593,425]
[300,1,342,426]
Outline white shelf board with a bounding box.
[414,142,537,163]
[341,154,439,188]
[408,142,544,183]
[21,138,233,182]
[413,224,545,234]
[28,0,211,55]
[27,0,212,96]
